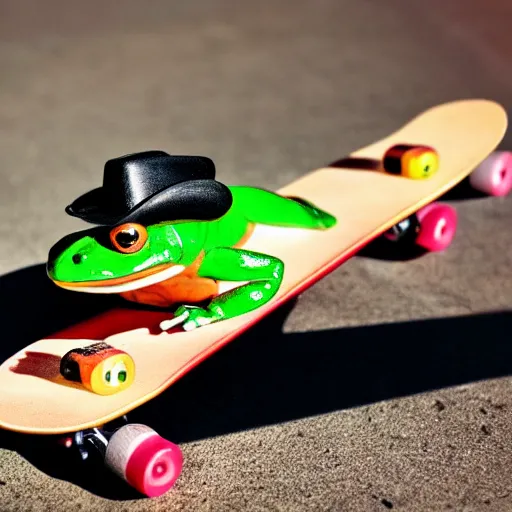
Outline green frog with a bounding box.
[47,151,336,331]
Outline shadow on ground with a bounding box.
[0,262,510,500]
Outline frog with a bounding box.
[47,151,336,331]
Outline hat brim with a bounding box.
[65,187,114,224]
[66,179,233,226]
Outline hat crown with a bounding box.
[103,151,216,213]
[65,150,229,226]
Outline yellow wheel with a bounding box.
[383,144,439,179]
[60,342,135,395]
[87,351,136,395]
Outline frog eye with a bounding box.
[110,223,148,253]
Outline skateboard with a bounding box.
[0,99,510,499]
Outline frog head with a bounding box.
[47,222,189,293]
[48,150,233,293]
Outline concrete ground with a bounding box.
[0,0,511,510]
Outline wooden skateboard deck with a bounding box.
[0,99,508,436]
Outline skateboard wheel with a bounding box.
[383,214,420,243]
[415,203,457,252]
[104,424,183,498]
[383,144,439,179]
[469,151,512,196]
[60,342,135,395]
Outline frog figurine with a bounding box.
[47,151,337,331]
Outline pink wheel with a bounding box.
[415,202,457,252]
[104,424,183,498]
[469,151,512,196]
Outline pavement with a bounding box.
[0,0,511,510]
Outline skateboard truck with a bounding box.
[59,415,128,461]
[71,427,111,461]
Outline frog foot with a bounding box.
[160,305,218,332]
[288,196,337,229]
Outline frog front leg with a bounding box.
[160,247,284,331]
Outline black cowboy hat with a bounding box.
[65,150,233,226]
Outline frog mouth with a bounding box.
[53,263,186,294]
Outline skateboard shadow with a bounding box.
[329,156,381,172]
[135,305,512,444]
[0,265,511,501]
[356,236,427,261]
